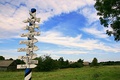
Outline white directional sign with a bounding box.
[21,32,40,37]
[20,41,30,45]
[23,25,29,30]
[23,18,29,23]
[29,45,39,51]
[28,60,38,64]
[18,56,27,59]
[18,46,39,52]
[35,18,40,23]
[23,24,39,30]
[32,32,40,36]
[30,53,37,59]
[19,38,38,44]
[17,64,26,69]
[18,48,28,52]
[20,33,28,37]
[23,18,37,24]
[23,16,40,23]
[18,53,37,60]
[17,64,37,69]
[34,24,39,29]
[23,59,38,64]
[20,38,38,44]
[19,40,29,44]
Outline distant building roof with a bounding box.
[0,60,14,67]
[83,62,90,66]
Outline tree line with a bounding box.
[34,55,84,71]
[0,55,120,71]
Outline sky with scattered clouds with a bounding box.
[0,0,120,62]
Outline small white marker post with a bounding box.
[17,8,40,80]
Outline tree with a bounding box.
[0,56,5,60]
[58,57,65,68]
[34,57,43,71]
[9,58,13,60]
[69,59,84,68]
[15,59,25,64]
[69,62,82,68]
[42,56,58,71]
[58,57,70,68]
[91,58,98,66]
[34,56,59,71]
[94,0,120,41]
[77,59,84,67]
[77,59,83,63]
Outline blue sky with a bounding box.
[0,0,120,62]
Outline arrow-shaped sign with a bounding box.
[17,64,37,69]
[23,24,39,30]
[19,39,38,45]
[18,53,37,60]
[23,25,29,30]
[34,24,39,29]
[29,45,39,51]
[35,18,40,23]
[18,46,39,52]
[30,53,37,59]
[23,17,40,23]
[28,60,38,64]
[21,32,40,37]
[19,58,38,64]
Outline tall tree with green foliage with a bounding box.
[34,56,59,71]
[94,0,120,41]
[15,59,25,64]
[91,58,98,66]
[0,56,5,60]
[58,57,65,68]
[77,59,84,67]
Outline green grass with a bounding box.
[0,66,120,80]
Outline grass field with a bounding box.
[0,66,120,80]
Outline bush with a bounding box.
[34,56,59,71]
[69,62,83,68]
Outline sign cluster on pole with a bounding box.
[17,8,40,80]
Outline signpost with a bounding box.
[28,60,38,64]
[23,24,39,30]
[19,38,38,44]
[18,53,37,60]
[17,64,37,69]
[17,8,40,80]
[20,32,40,37]
[18,46,39,52]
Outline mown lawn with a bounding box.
[0,66,120,80]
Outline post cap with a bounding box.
[31,8,36,13]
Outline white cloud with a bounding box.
[1,0,120,61]
[39,49,87,55]
[37,49,88,60]
[82,26,108,39]
[0,49,23,59]
[79,6,99,24]
[0,0,95,39]
[0,4,28,39]
[0,49,16,53]
[37,30,120,53]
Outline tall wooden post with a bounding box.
[17,8,40,80]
